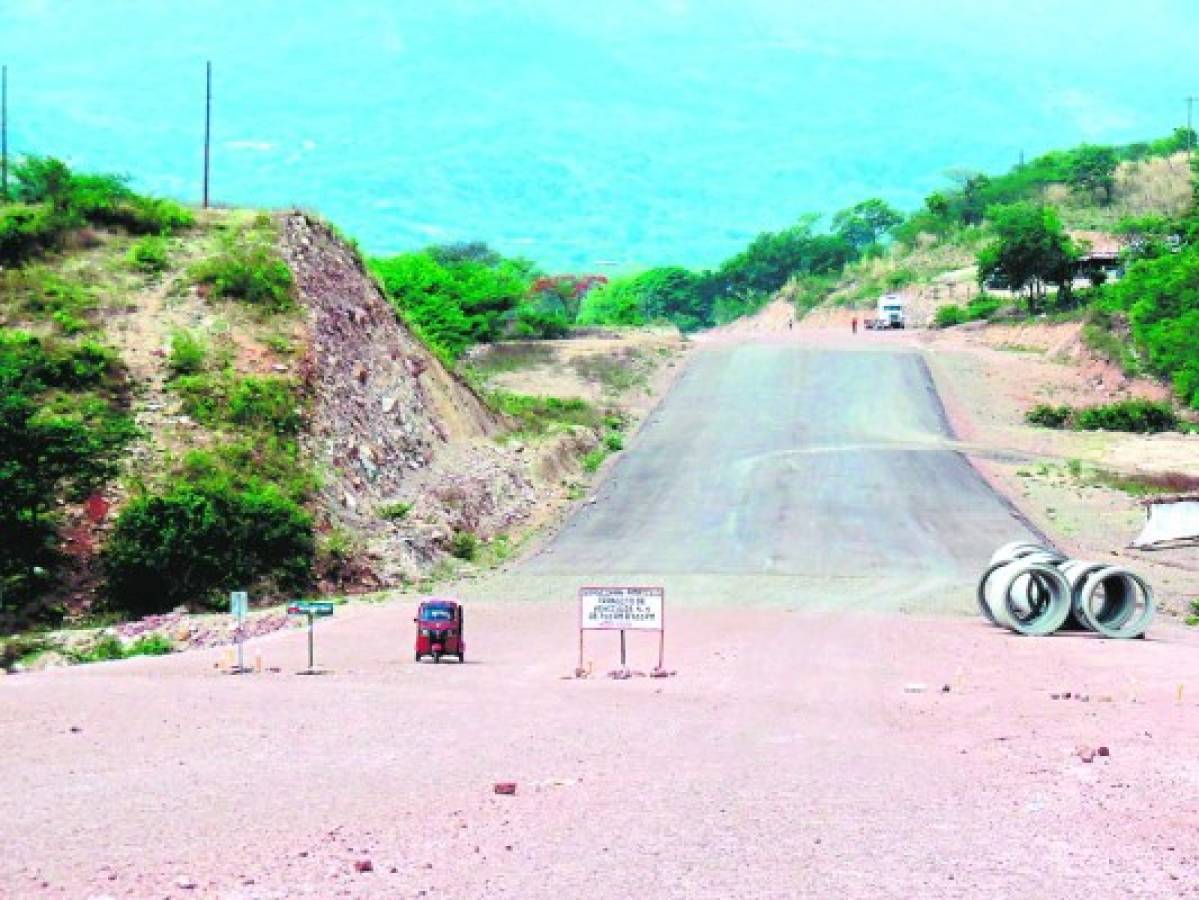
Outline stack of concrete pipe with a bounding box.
[977,541,1154,638]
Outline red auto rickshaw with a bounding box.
[414,598,465,663]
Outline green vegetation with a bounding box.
[976,203,1077,312]
[0,155,192,267]
[448,531,479,561]
[168,329,208,376]
[171,372,303,434]
[103,479,313,615]
[1101,241,1199,407]
[0,330,137,624]
[378,501,412,520]
[1025,399,1180,433]
[127,235,170,273]
[370,245,532,362]
[488,392,602,437]
[1,266,99,335]
[190,217,293,311]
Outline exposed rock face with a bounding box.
[277,213,541,585]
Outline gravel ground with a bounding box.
[1,600,1197,898]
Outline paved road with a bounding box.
[490,343,1035,609]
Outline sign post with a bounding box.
[287,600,335,674]
[578,586,665,674]
[229,590,249,674]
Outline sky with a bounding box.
[2,0,1198,270]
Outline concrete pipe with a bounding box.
[981,560,1073,636]
[1076,567,1155,639]
[989,541,1066,568]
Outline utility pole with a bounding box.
[1187,96,1198,152]
[2,65,8,203]
[202,60,211,208]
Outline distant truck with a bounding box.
[866,293,906,329]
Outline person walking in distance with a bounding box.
[851,316,858,334]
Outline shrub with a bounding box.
[191,245,294,311]
[378,501,412,520]
[71,634,126,663]
[168,330,207,375]
[128,235,170,273]
[0,204,62,265]
[1073,399,1179,433]
[1025,399,1180,433]
[582,448,606,473]
[1025,404,1073,428]
[488,392,601,436]
[603,431,624,452]
[934,304,965,328]
[103,481,313,615]
[449,531,478,560]
[126,634,174,656]
[172,373,301,434]
[964,293,1002,320]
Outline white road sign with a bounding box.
[579,586,664,631]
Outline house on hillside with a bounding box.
[1068,230,1123,283]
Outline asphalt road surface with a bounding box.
[496,343,1035,609]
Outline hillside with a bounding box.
[1,167,683,647]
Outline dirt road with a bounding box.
[2,337,1198,899]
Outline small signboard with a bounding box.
[287,600,335,618]
[580,586,664,631]
[578,586,665,672]
[286,600,336,674]
[230,591,249,619]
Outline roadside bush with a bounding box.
[1025,399,1179,433]
[449,531,478,561]
[103,480,314,615]
[488,391,601,436]
[581,448,607,473]
[1025,404,1073,428]
[1074,399,1179,433]
[126,634,174,656]
[127,235,170,273]
[934,304,965,328]
[964,293,1003,320]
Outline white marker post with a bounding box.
[578,586,665,673]
[230,591,248,673]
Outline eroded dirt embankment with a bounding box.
[280,213,544,587]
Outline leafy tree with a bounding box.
[717,217,856,298]
[832,198,903,250]
[103,480,313,615]
[576,275,647,326]
[1104,246,1199,407]
[1067,145,1118,205]
[371,249,530,361]
[976,204,1077,312]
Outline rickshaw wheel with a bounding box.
[433,653,441,664]
[414,651,420,662]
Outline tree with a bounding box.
[831,198,903,250]
[1067,145,1118,205]
[0,331,136,619]
[576,276,647,326]
[976,204,1077,313]
[717,216,856,298]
